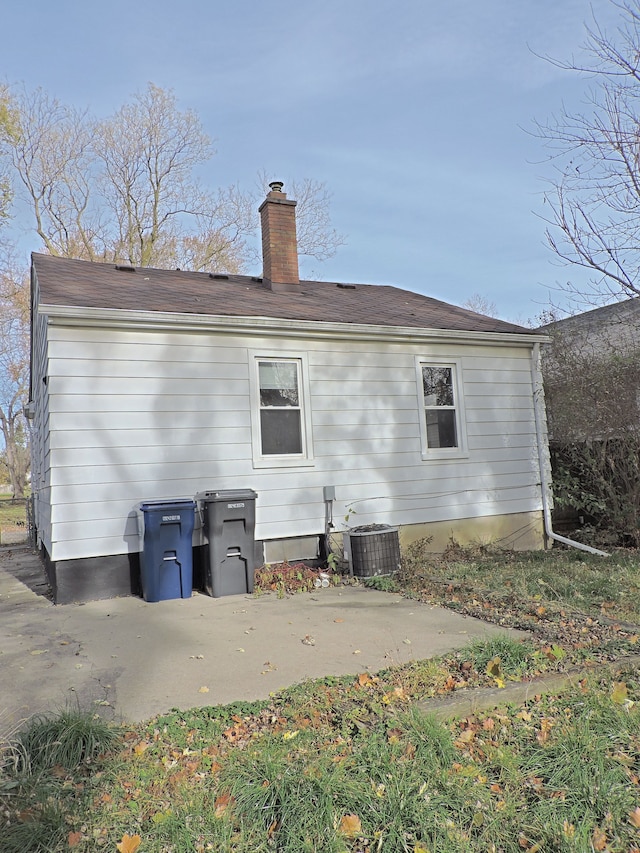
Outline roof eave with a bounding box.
[39,303,549,345]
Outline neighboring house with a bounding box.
[29,182,551,603]
[537,299,640,442]
[538,298,640,357]
[536,300,640,542]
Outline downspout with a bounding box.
[530,342,609,557]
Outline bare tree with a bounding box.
[93,84,254,270]
[4,83,344,273]
[7,87,100,260]
[0,86,15,223]
[0,83,345,496]
[282,176,345,262]
[0,254,29,498]
[462,293,498,317]
[252,170,345,270]
[0,89,28,498]
[537,0,640,306]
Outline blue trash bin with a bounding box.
[139,500,196,602]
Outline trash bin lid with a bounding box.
[196,489,257,503]
[140,499,196,513]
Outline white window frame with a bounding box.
[415,357,468,459]
[249,351,315,468]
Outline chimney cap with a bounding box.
[269,180,284,193]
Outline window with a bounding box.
[416,358,466,457]
[249,353,314,467]
[259,360,302,454]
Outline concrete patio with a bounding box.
[0,545,526,732]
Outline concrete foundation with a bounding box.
[38,511,546,604]
[398,510,547,553]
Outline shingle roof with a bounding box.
[536,297,640,334]
[32,253,533,335]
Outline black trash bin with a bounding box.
[139,500,196,602]
[197,489,257,597]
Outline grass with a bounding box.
[463,633,538,679]
[0,495,28,544]
[0,496,27,528]
[3,667,638,852]
[0,709,117,853]
[2,544,640,851]
[400,540,640,626]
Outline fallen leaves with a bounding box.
[18,543,638,853]
[518,836,541,852]
[486,657,506,688]
[129,739,150,757]
[338,813,362,837]
[412,556,640,657]
[592,827,608,851]
[222,721,247,744]
[254,561,324,594]
[116,834,142,853]
[382,685,409,705]
[611,681,634,707]
[536,717,555,746]
[538,643,566,663]
[151,809,173,824]
[214,792,234,818]
[356,672,377,688]
[14,660,637,853]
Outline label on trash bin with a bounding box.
[227,502,245,509]
[162,515,181,521]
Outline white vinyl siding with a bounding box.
[39,322,544,562]
[29,275,53,553]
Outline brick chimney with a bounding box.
[259,181,300,291]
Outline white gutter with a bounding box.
[530,342,609,557]
[40,303,549,347]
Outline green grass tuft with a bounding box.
[461,633,537,678]
[1,709,118,853]
[1,800,69,853]
[5,708,117,776]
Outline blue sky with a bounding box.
[2,0,620,323]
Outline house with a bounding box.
[537,299,640,442]
[536,300,640,543]
[538,298,640,357]
[29,182,551,603]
